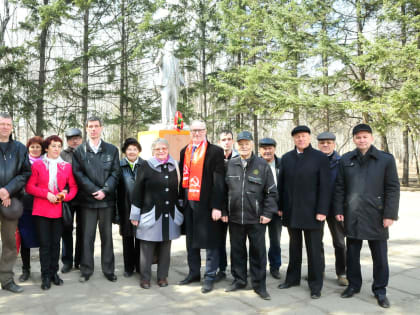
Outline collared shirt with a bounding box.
[88,139,102,154]
[126,157,139,170]
[268,159,277,186]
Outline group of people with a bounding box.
[0,113,399,309]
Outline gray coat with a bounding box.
[130,156,182,241]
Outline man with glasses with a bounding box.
[179,120,226,294]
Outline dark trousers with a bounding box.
[285,228,323,293]
[229,222,267,291]
[346,238,389,296]
[218,222,228,272]
[34,216,63,278]
[0,214,18,285]
[21,247,31,271]
[268,215,282,270]
[140,240,171,281]
[61,205,82,267]
[320,216,346,276]
[80,207,115,276]
[184,205,219,281]
[122,236,140,273]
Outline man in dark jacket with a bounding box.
[278,125,331,299]
[317,132,347,286]
[72,117,120,283]
[225,131,277,300]
[215,129,239,282]
[334,124,400,308]
[0,112,31,293]
[60,128,83,273]
[258,137,282,280]
[179,120,226,294]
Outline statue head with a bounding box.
[164,41,176,53]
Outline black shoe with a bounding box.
[201,280,214,293]
[375,294,390,308]
[41,277,51,290]
[51,274,63,286]
[341,286,360,298]
[124,271,133,278]
[270,268,281,279]
[311,291,321,299]
[214,271,226,282]
[19,269,30,282]
[1,280,23,293]
[79,274,90,283]
[255,289,271,300]
[225,280,247,292]
[104,273,117,282]
[61,264,72,274]
[278,282,299,289]
[178,274,200,285]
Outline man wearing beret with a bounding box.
[258,137,282,280]
[225,131,277,300]
[316,132,348,286]
[334,124,400,308]
[278,125,331,299]
[60,128,83,273]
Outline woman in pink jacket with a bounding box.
[26,135,78,290]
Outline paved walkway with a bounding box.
[1,191,420,314]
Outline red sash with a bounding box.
[182,141,208,201]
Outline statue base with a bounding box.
[138,129,190,161]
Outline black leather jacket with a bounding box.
[226,153,278,224]
[0,140,31,198]
[72,140,120,208]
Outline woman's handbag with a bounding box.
[61,201,73,227]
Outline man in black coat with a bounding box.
[72,116,120,283]
[278,125,331,299]
[334,124,400,308]
[215,129,239,282]
[179,120,226,294]
[258,137,282,280]
[317,132,347,286]
[0,112,31,293]
[225,131,277,300]
[60,127,83,273]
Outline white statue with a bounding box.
[154,41,184,125]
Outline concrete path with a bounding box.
[1,191,419,314]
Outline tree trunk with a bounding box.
[81,7,89,140]
[411,134,420,184]
[36,0,50,136]
[402,127,409,186]
[0,0,11,46]
[199,0,207,121]
[253,114,258,154]
[119,0,126,152]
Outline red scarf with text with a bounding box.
[182,140,208,201]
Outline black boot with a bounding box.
[19,268,30,282]
[41,276,51,290]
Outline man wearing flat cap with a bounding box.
[278,125,331,299]
[258,137,282,280]
[316,132,347,286]
[60,128,83,273]
[333,124,399,308]
[225,131,277,300]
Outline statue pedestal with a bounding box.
[138,129,190,161]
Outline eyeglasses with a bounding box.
[191,129,206,134]
[154,147,168,151]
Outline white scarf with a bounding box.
[43,154,65,192]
